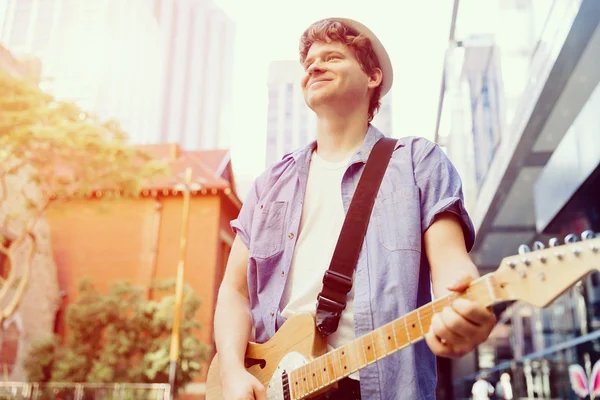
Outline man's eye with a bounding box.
[327,55,340,61]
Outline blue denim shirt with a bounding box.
[231,125,475,400]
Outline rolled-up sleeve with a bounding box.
[230,175,263,249]
[415,142,476,252]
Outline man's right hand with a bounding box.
[221,367,266,400]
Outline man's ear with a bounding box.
[367,67,383,90]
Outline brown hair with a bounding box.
[299,19,382,121]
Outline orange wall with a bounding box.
[45,193,239,382]
[47,198,159,294]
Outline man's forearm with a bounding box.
[214,286,253,372]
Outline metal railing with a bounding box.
[0,382,170,400]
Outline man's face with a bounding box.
[301,41,376,113]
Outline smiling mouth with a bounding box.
[310,80,331,87]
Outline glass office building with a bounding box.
[436,0,600,398]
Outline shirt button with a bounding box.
[259,204,263,209]
[288,233,294,239]
[270,311,275,317]
[281,271,285,277]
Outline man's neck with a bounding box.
[315,112,369,163]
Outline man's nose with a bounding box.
[307,60,325,75]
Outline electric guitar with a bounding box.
[206,231,600,399]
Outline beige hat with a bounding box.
[329,18,394,97]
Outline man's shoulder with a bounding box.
[395,135,438,152]
[251,153,298,195]
[391,135,442,164]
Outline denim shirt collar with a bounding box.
[290,124,394,173]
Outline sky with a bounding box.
[211,0,454,196]
[0,0,455,198]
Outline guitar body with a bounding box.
[206,313,332,400]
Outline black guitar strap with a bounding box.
[315,137,398,337]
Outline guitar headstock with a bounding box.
[494,230,600,308]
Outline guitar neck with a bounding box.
[289,273,501,398]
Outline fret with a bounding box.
[289,370,297,399]
[406,312,422,341]
[337,347,351,377]
[312,357,320,390]
[357,339,368,368]
[403,315,412,343]
[416,308,425,336]
[370,332,378,361]
[342,344,358,373]
[380,323,397,354]
[293,367,304,398]
[318,356,327,388]
[326,352,336,382]
[291,368,299,397]
[335,349,345,378]
[308,361,318,393]
[420,304,433,334]
[299,365,308,396]
[484,276,496,305]
[393,318,409,347]
[328,351,341,380]
[349,342,361,371]
[390,321,400,349]
[320,354,332,385]
[303,365,311,395]
[361,334,376,364]
[372,329,387,358]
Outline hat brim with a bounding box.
[330,18,393,97]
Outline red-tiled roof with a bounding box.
[136,143,237,196]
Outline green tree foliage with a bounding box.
[0,68,166,321]
[23,278,209,391]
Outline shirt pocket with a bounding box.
[374,185,421,251]
[250,201,287,259]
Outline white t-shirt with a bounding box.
[280,151,357,377]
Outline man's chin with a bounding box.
[306,93,335,109]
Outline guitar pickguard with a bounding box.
[266,352,309,400]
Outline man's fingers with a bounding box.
[452,298,497,326]
[254,382,266,400]
[425,330,452,358]
[441,306,478,338]
[446,274,476,292]
[431,312,463,344]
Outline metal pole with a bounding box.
[168,168,193,400]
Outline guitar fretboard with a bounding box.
[288,274,499,399]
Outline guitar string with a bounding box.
[291,246,600,397]
[290,283,493,396]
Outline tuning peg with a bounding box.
[533,241,545,251]
[518,244,531,255]
[549,238,560,247]
[582,230,596,240]
[565,233,579,243]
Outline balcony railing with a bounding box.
[0,382,170,400]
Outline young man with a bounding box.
[214,18,497,400]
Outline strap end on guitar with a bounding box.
[315,294,345,337]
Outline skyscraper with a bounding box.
[265,61,315,167]
[265,60,393,167]
[153,0,236,150]
[0,0,165,144]
[0,0,236,150]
